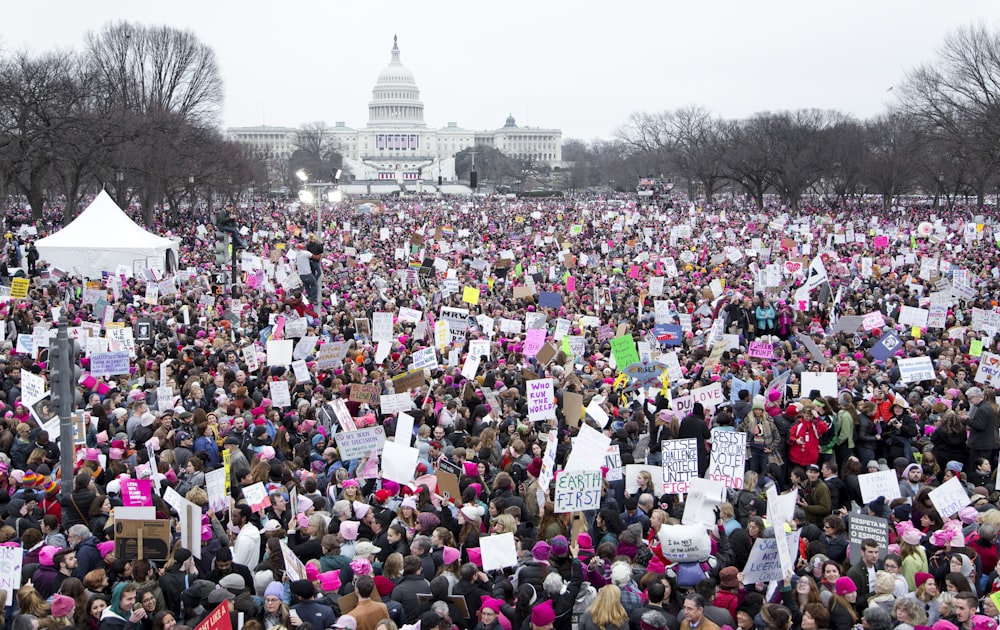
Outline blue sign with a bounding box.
[653,324,683,347]
[869,331,902,363]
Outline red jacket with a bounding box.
[787,417,829,467]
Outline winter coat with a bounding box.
[787,417,829,467]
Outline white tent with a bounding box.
[35,190,180,279]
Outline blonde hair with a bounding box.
[494,514,516,534]
[978,509,1000,528]
[718,502,734,520]
[872,570,894,596]
[587,585,628,628]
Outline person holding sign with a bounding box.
[963,387,996,471]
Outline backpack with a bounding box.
[669,558,717,588]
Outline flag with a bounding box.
[794,254,828,304]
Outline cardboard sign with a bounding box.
[856,469,903,504]
[349,383,381,406]
[706,430,747,489]
[661,438,699,494]
[848,514,889,564]
[113,519,171,561]
[554,469,602,513]
[391,370,425,393]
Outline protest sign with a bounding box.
[848,514,889,564]
[0,546,23,609]
[656,523,712,562]
[800,372,837,399]
[269,380,291,408]
[538,432,559,493]
[690,382,724,409]
[929,476,970,518]
[585,394,609,427]
[554,469,602,513]
[898,356,935,384]
[381,440,420,484]
[193,601,232,630]
[870,331,903,362]
[741,530,802,584]
[332,399,357,432]
[114,520,171,561]
[682,477,726,528]
[90,351,131,376]
[335,426,387,460]
[604,445,624,482]
[857,469,903,504]
[121,479,153,507]
[20,371,46,407]
[266,339,293,366]
[563,391,583,427]
[609,334,639,367]
[380,393,412,414]
[661,438,699,494]
[394,412,414,445]
[748,341,774,359]
[205,468,228,514]
[280,540,306,582]
[349,383,381,406]
[526,378,556,422]
[565,424,611,471]
[862,311,886,331]
[243,482,271,513]
[706,430,747,489]
[480,532,518,571]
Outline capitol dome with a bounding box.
[368,35,425,128]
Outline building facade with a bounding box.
[227,36,561,185]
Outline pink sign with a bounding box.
[874,235,889,248]
[121,478,153,507]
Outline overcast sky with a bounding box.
[4,2,1000,141]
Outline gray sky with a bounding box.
[4,1,1000,141]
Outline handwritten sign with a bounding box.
[706,430,747,489]
[929,476,970,518]
[526,378,556,422]
[661,438,699,494]
[554,469,602,513]
[748,341,773,360]
[742,531,802,584]
[858,469,903,504]
[690,382,725,409]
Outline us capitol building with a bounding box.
[228,36,562,186]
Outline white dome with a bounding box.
[368,36,425,128]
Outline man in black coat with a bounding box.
[391,556,431,624]
[629,582,680,630]
[678,403,711,476]
[965,387,997,470]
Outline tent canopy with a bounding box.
[35,190,180,279]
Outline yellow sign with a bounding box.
[10,278,29,299]
[911,326,921,339]
[462,286,480,305]
[105,322,125,330]
[222,449,231,493]
[515,216,524,224]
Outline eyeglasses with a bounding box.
[482,611,498,617]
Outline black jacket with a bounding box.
[391,573,431,623]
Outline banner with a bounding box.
[89,351,132,376]
[120,479,153,507]
[661,438,699,494]
[553,469,602,513]
[690,383,724,409]
[706,430,746,489]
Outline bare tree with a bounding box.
[898,23,1000,207]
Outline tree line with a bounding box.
[563,24,1000,210]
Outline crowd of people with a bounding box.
[0,190,997,630]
